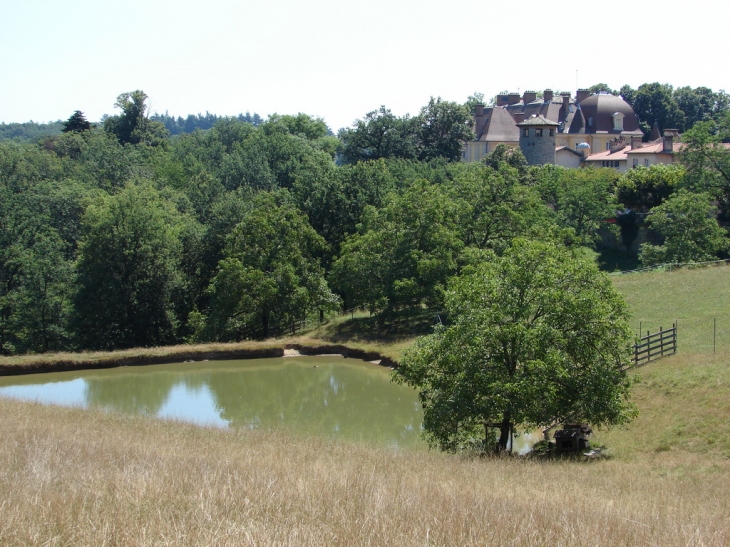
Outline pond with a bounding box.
[0,356,425,449]
[0,355,541,452]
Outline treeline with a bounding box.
[1,89,729,356]
[149,111,264,135]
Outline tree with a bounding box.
[677,111,730,213]
[71,183,185,350]
[632,83,685,137]
[330,180,462,314]
[61,110,92,133]
[203,192,339,340]
[417,97,474,162]
[104,90,169,146]
[616,163,684,211]
[588,83,616,95]
[395,239,636,453]
[638,191,728,266]
[338,106,420,164]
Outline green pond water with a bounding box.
[0,356,425,449]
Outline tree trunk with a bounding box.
[497,412,512,452]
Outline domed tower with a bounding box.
[577,93,639,134]
[517,115,560,165]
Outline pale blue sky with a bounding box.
[1,0,727,131]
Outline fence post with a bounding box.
[660,326,664,357]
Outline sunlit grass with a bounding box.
[612,263,730,353]
[1,396,728,547]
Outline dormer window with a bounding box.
[612,112,625,131]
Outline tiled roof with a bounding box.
[516,115,559,127]
[479,107,520,142]
[625,142,684,154]
[584,148,629,162]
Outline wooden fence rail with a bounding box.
[632,323,677,367]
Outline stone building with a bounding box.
[464,89,643,165]
[517,116,559,166]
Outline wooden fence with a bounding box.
[631,323,677,367]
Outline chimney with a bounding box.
[609,137,626,155]
[508,93,521,105]
[561,92,571,115]
[523,90,537,104]
[497,94,509,107]
[631,135,642,150]
[513,112,525,124]
[474,105,486,138]
[663,129,679,153]
[544,89,554,102]
[576,88,590,103]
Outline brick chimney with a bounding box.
[544,89,554,102]
[508,93,521,105]
[474,105,486,138]
[576,88,590,103]
[523,90,537,104]
[561,92,571,115]
[513,112,525,124]
[663,129,679,153]
[630,135,643,150]
[496,94,509,107]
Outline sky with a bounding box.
[1,0,728,132]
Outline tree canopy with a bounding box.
[395,239,636,453]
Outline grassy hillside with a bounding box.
[612,264,730,353]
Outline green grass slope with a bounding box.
[612,264,730,353]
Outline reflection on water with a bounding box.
[0,357,424,448]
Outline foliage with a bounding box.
[677,111,730,213]
[417,97,473,162]
[103,90,169,147]
[71,183,186,350]
[62,111,92,133]
[638,191,728,266]
[531,165,619,245]
[616,163,684,211]
[483,144,527,173]
[331,179,462,313]
[395,239,636,453]
[202,192,339,340]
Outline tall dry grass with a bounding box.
[1,397,728,547]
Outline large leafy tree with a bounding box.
[203,192,339,340]
[631,83,685,137]
[71,183,186,350]
[677,111,730,212]
[330,180,462,313]
[417,97,474,162]
[338,106,421,164]
[396,239,636,453]
[104,90,169,146]
[616,163,684,212]
[638,191,728,266]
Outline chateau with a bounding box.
[464,88,645,167]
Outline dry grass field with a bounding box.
[1,391,728,547]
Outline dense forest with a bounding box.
[1,87,729,356]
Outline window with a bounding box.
[549,128,554,136]
[523,128,529,137]
[536,128,543,137]
[645,158,650,166]
[633,159,638,167]
[606,142,611,150]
